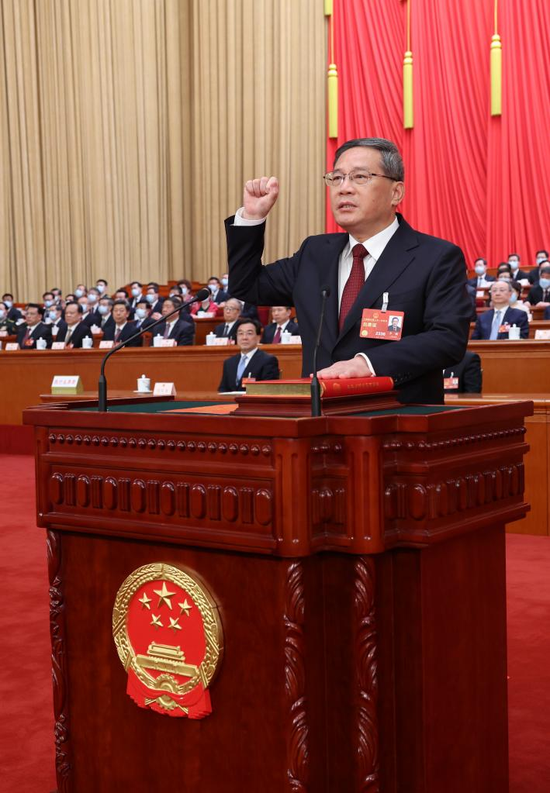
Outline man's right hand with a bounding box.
[242,176,279,220]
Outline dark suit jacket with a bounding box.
[7,306,23,323]
[528,268,541,285]
[102,322,143,347]
[226,213,471,404]
[544,307,550,320]
[16,322,53,349]
[262,318,300,344]
[212,289,229,305]
[471,307,529,339]
[214,321,239,342]
[155,318,195,346]
[467,275,495,288]
[218,348,280,392]
[526,285,550,306]
[57,322,93,348]
[443,351,482,393]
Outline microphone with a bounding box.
[97,287,211,412]
[310,285,331,417]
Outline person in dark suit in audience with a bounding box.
[528,250,549,284]
[443,351,482,393]
[207,276,229,306]
[544,306,550,320]
[146,283,164,319]
[153,297,195,346]
[56,302,92,348]
[44,304,67,340]
[507,253,530,281]
[467,258,495,289]
[471,281,529,339]
[218,318,280,392]
[16,304,53,349]
[2,293,23,324]
[220,272,259,320]
[213,298,243,341]
[102,300,142,346]
[262,306,300,344]
[0,301,19,335]
[526,263,550,309]
[133,299,156,331]
[92,297,115,335]
[129,281,144,310]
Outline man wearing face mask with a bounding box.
[507,254,529,282]
[42,291,56,311]
[1,293,23,323]
[467,258,494,289]
[207,277,229,306]
[134,299,155,330]
[129,282,144,310]
[45,304,67,338]
[77,295,95,327]
[93,297,115,335]
[496,263,513,282]
[96,279,109,296]
[0,302,18,335]
[526,263,550,309]
[528,250,550,284]
[74,284,87,300]
[146,283,164,318]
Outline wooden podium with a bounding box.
[24,397,532,793]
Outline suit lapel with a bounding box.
[338,216,419,340]
[317,234,348,346]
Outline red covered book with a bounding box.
[243,376,394,398]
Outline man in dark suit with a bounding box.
[262,306,300,344]
[526,263,550,309]
[16,304,53,349]
[154,297,195,346]
[133,299,156,331]
[146,284,164,319]
[207,277,229,305]
[214,298,243,341]
[56,302,92,348]
[528,251,549,284]
[226,137,471,404]
[467,258,495,289]
[507,253,530,281]
[443,351,482,393]
[471,281,529,339]
[2,293,23,324]
[218,319,280,392]
[102,300,142,346]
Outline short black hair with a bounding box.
[26,302,44,317]
[497,263,512,272]
[115,288,129,297]
[333,137,404,181]
[508,253,520,260]
[130,281,142,288]
[2,293,14,300]
[136,299,150,309]
[65,301,83,314]
[208,276,221,284]
[474,258,487,266]
[536,249,549,257]
[236,318,263,336]
[96,278,108,285]
[511,280,522,295]
[147,282,160,290]
[113,299,130,310]
[163,297,183,309]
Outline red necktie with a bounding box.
[339,243,367,331]
[273,326,282,343]
[114,328,122,342]
[163,323,170,339]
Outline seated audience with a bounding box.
[467,258,494,289]
[17,304,53,349]
[86,287,101,312]
[74,284,87,298]
[0,301,18,335]
[177,279,194,302]
[2,293,23,323]
[262,306,300,343]
[95,278,109,296]
[443,351,482,393]
[153,298,194,346]
[214,298,243,341]
[496,263,513,281]
[510,281,532,321]
[129,281,144,309]
[57,302,91,348]
[102,300,142,346]
[42,291,56,311]
[77,295,96,327]
[207,276,228,306]
[529,250,549,283]
[507,253,530,282]
[526,263,550,308]
[190,292,222,317]
[45,304,67,338]
[218,318,279,392]
[471,281,529,339]
[146,283,164,318]
[93,297,115,334]
[133,299,156,331]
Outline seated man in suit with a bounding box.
[92,297,115,335]
[45,303,67,340]
[2,293,23,324]
[262,306,300,343]
[56,302,92,348]
[526,263,550,309]
[154,297,195,346]
[208,276,229,306]
[507,253,530,282]
[471,281,529,339]
[214,298,243,341]
[218,318,280,392]
[102,300,142,346]
[528,250,549,284]
[16,304,53,349]
[146,283,164,319]
[443,351,482,393]
[467,258,494,289]
[219,272,259,320]
[133,299,156,331]
[0,301,19,335]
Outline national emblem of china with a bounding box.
[112,563,223,719]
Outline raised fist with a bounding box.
[242,176,279,220]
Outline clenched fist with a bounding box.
[242,176,279,220]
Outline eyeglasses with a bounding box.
[323,170,398,187]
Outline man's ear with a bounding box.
[392,181,405,207]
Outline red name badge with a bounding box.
[444,376,459,390]
[499,324,510,333]
[360,309,404,341]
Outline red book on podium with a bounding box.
[234,376,399,417]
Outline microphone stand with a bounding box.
[310,287,331,417]
[98,287,211,412]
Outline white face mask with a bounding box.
[4,301,12,309]
[474,264,486,276]
[74,289,84,298]
[98,305,109,316]
[221,277,229,288]
[181,286,188,296]
[0,310,5,320]
[135,308,147,319]
[97,284,106,293]
[508,260,519,270]
[131,287,141,297]
[48,310,58,321]
[88,294,97,303]
[208,283,219,293]
[509,293,518,304]
[536,256,546,264]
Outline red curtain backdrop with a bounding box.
[327,0,550,270]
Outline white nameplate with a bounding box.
[51,341,66,350]
[281,334,302,345]
[211,337,230,346]
[535,330,550,340]
[5,343,19,351]
[0,330,7,337]
[51,375,83,395]
[154,338,177,348]
[99,340,114,349]
[153,382,176,396]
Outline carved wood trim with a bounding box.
[284,561,309,791]
[354,557,379,791]
[47,530,72,792]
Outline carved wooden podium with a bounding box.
[24,398,531,793]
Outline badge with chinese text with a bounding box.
[112,563,223,719]
[360,309,404,340]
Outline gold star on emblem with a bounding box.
[168,617,182,633]
[151,614,163,630]
[179,599,192,617]
[153,581,176,610]
[138,592,152,610]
